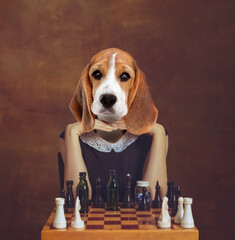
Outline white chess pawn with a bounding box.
[181,197,194,228]
[174,197,184,224]
[157,196,171,229]
[71,196,84,228]
[52,198,66,229]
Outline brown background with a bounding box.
[0,0,234,239]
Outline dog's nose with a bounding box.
[100,94,117,108]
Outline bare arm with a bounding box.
[115,120,168,199]
[142,123,168,200]
[60,120,115,200]
[64,123,92,199]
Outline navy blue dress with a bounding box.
[60,130,153,201]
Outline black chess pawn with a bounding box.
[60,188,68,212]
[60,188,66,199]
[176,184,181,199]
[170,185,178,217]
[167,181,175,208]
[65,180,75,208]
[138,187,150,211]
[93,177,105,208]
[122,174,134,208]
[151,181,162,209]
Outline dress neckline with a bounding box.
[80,130,138,153]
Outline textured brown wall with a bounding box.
[0,0,234,239]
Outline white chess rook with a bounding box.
[174,197,184,224]
[52,198,66,229]
[157,196,171,229]
[181,197,194,228]
[71,196,84,228]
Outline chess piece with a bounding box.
[181,198,195,228]
[65,180,75,208]
[60,188,66,199]
[167,181,175,208]
[157,196,171,229]
[170,185,178,217]
[71,196,85,228]
[93,177,105,208]
[58,153,65,195]
[152,181,162,209]
[135,181,151,205]
[76,172,89,213]
[174,197,184,224]
[60,188,68,213]
[138,187,150,211]
[176,184,181,199]
[52,198,66,229]
[122,174,134,208]
[107,170,119,211]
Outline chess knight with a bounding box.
[59,48,168,202]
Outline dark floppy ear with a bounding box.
[69,64,95,132]
[124,67,158,135]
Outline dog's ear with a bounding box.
[124,66,158,135]
[69,64,95,132]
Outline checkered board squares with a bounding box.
[43,207,199,240]
[71,208,163,230]
[53,208,178,230]
[85,209,104,229]
[136,210,157,230]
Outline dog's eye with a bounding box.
[92,70,102,80]
[120,72,130,81]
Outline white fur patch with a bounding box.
[91,53,128,122]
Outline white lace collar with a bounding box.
[80,130,138,153]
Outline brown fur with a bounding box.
[70,64,95,132]
[70,48,158,134]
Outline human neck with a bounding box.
[95,129,125,143]
[95,115,125,143]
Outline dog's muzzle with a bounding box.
[100,94,117,109]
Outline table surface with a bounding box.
[41,207,199,240]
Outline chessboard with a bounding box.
[41,207,199,240]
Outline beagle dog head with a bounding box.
[70,48,158,135]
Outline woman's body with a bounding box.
[61,48,169,202]
[59,119,168,201]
